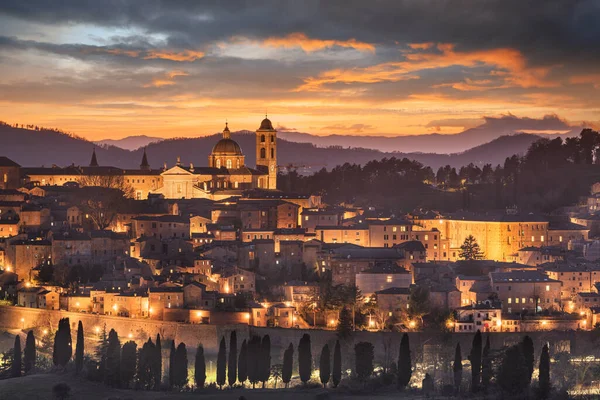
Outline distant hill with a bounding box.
[0,123,541,172]
[94,135,163,150]
[280,114,581,153]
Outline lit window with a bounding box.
[508,298,512,304]
[386,276,392,283]
[546,285,550,291]
[541,236,545,242]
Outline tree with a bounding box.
[74,186,129,230]
[319,344,330,388]
[481,336,492,392]
[354,342,374,383]
[53,318,72,368]
[398,333,412,390]
[228,330,237,387]
[282,343,293,388]
[453,343,462,394]
[137,339,155,390]
[238,339,247,387]
[11,334,21,377]
[95,324,108,378]
[332,340,342,388]
[298,334,312,385]
[459,235,484,260]
[216,336,226,389]
[173,343,188,390]
[75,321,84,374]
[260,335,271,388]
[469,330,482,393]
[169,340,176,389]
[154,334,162,391]
[538,343,550,399]
[247,336,262,388]
[105,329,121,387]
[498,344,529,396]
[195,344,206,390]
[120,341,137,388]
[336,306,353,340]
[522,335,535,385]
[408,286,430,325]
[23,331,36,374]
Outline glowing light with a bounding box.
[20,318,24,322]
[25,282,31,288]
[496,320,502,327]
[541,320,547,326]
[409,320,416,328]
[446,320,454,328]
[369,319,375,328]
[284,301,292,307]
[42,329,48,335]
[245,313,250,320]
[582,320,587,326]
[149,307,154,314]
[128,333,133,339]
[112,304,118,311]
[6,266,11,272]
[94,326,100,333]
[329,319,336,326]
[196,311,202,317]
[580,311,586,316]
[75,302,80,307]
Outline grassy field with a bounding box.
[0,373,424,400]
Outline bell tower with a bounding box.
[255,115,277,189]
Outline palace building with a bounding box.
[19,117,278,200]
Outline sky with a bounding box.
[0,0,599,140]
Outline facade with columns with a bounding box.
[19,117,278,200]
[155,117,277,200]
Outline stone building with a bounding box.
[490,270,562,313]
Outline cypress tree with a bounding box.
[298,334,312,385]
[260,335,271,388]
[23,330,36,374]
[398,333,412,390]
[481,336,492,392]
[247,336,261,388]
[11,334,21,377]
[154,334,162,390]
[238,339,248,387]
[453,343,462,394]
[53,318,72,368]
[522,335,535,385]
[354,342,375,383]
[469,330,482,393]
[539,343,550,399]
[319,344,331,388]
[282,343,293,388]
[332,340,341,388]
[95,324,108,378]
[336,306,353,339]
[137,339,155,390]
[169,340,176,389]
[194,344,206,390]
[228,330,237,387]
[216,336,227,389]
[498,344,529,396]
[105,329,121,387]
[173,343,188,389]
[75,321,84,374]
[120,341,137,388]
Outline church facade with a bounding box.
[19,117,278,201]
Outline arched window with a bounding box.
[260,148,266,159]
[236,159,240,168]
[226,159,232,169]
[261,134,265,142]
[271,148,275,158]
[270,135,274,142]
[216,159,221,168]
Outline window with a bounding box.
[260,148,266,159]
[261,134,265,142]
[226,159,232,169]
[546,285,550,291]
[216,159,221,168]
[386,276,392,283]
[271,135,274,142]
[271,148,274,158]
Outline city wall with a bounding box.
[0,305,596,367]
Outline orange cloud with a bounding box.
[144,50,205,62]
[408,43,435,50]
[569,74,600,88]
[296,43,555,91]
[259,32,375,53]
[144,70,189,88]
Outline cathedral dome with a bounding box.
[259,117,274,130]
[212,138,243,155]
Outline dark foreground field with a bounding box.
[0,373,425,400]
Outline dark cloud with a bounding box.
[1,0,599,68]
